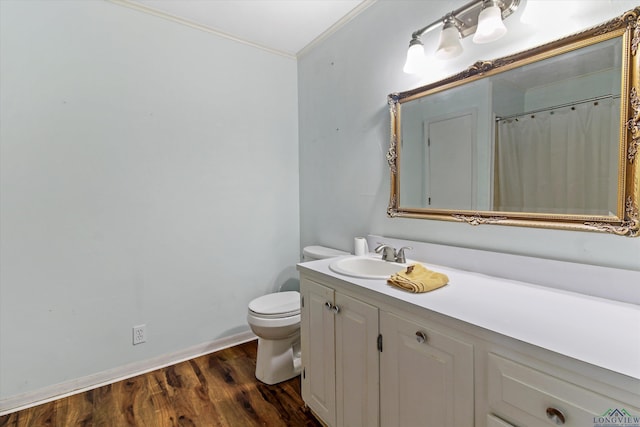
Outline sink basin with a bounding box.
[329,256,409,279]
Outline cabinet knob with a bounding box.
[546,407,566,425]
[415,331,428,343]
[324,301,340,314]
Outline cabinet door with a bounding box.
[335,293,379,427]
[380,311,474,427]
[301,278,336,426]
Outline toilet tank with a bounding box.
[302,245,349,261]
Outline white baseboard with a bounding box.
[0,331,257,416]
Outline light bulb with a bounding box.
[435,24,463,59]
[473,4,507,44]
[403,38,426,74]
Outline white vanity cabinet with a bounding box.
[298,259,640,427]
[300,274,475,427]
[379,311,474,427]
[300,277,379,427]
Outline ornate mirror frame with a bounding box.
[387,8,640,236]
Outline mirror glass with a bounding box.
[388,9,639,236]
[400,38,621,215]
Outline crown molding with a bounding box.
[109,0,376,60]
[108,0,297,59]
[296,0,377,58]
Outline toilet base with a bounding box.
[254,334,301,385]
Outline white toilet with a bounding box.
[247,245,349,384]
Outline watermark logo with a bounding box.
[593,409,640,427]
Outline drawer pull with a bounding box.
[546,407,566,425]
[415,331,428,343]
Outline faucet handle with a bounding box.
[375,243,397,261]
[374,243,390,254]
[396,246,413,263]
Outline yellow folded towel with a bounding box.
[387,264,449,293]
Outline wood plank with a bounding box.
[0,340,322,427]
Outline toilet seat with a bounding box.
[248,291,300,318]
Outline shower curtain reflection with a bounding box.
[495,98,620,215]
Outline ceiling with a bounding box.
[114,0,373,58]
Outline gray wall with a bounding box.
[0,1,299,400]
[298,0,640,270]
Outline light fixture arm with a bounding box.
[411,5,471,39]
[442,14,464,32]
[410,0,519,40]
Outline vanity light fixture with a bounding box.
[403,36,427,74]
[473,0,508,43]
[404,0,520,73]
[435,15,463,59]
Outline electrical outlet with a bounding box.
[132,325,146,345]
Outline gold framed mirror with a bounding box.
[387,7,640,236]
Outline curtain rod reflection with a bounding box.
[495,94,620,122]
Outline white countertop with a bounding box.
[298,255,640,380]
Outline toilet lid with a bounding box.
[248,291,300,316]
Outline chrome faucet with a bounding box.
[375,244,396,261]
[375,244,413,263]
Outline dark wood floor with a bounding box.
[0,340,322,427]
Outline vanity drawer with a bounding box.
[487,414,515,427]
[487,353,640,427]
